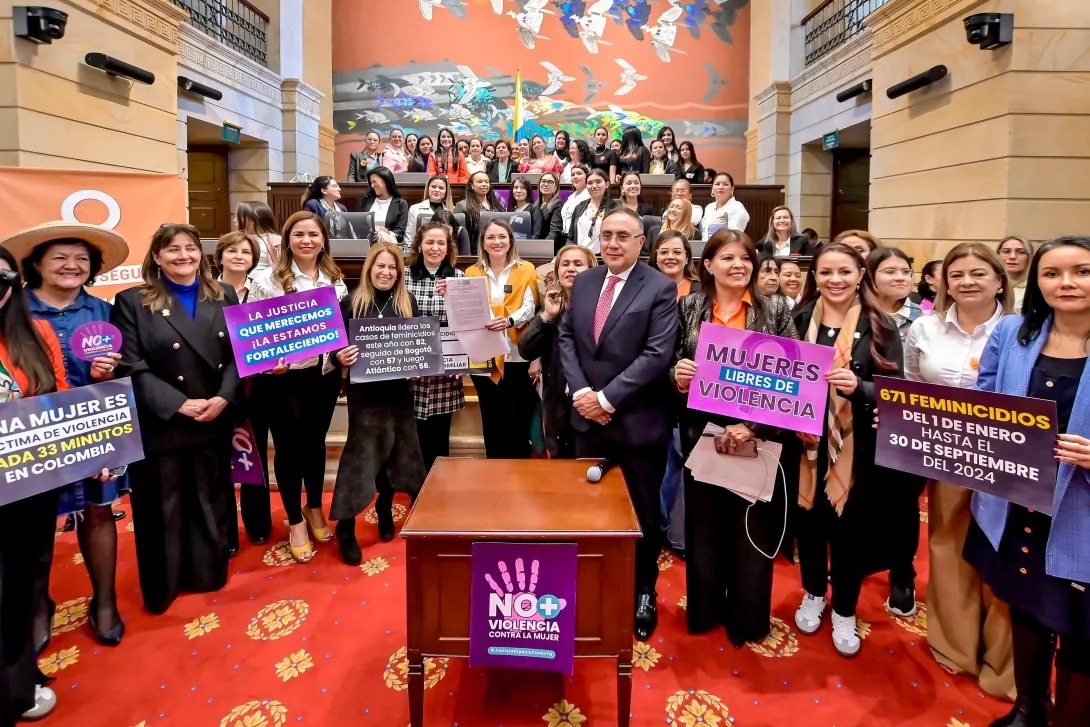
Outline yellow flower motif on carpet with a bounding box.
[274,649,314,682]
[126,521,134,532]
[51,597,88,635]
[665,690,729,726]
[856,618,871,640]
[39,646,79,675]
[678,595,687,610]
[364,504,407,524]
[73,552,84,565]
[131,722,146,727]
[543,698,587,726]
[219,700,288,727]
[891,602,928,636]
[632,641,661,671]
[658,548,674,571]
[746,617,799,658]
[382,646,449,691]
[246,600,309,641]
[920,509,929,523]
[184,613,220,639]
[262,542,297,567]
[361,557,389,576]
[948,720,970,727]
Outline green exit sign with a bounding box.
[823,130,839,150]
[222,122,241,144]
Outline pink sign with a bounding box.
[72,322,123,361]
[686,323,836,436]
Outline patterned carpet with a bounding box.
[38,493,1010,727]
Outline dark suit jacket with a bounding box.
[407,156,428,173]
[518,309,573,457]
[541,199,563,250]
[347,152,379,182]
[559,261,679,444]
[356,195,409,244]
[679,163,705,183]
[486,161,517,183]
[759,235,813,257]
[111,283,242,455]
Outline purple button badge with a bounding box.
[72,321,123,361]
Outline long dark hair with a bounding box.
[698,228,766,330]
[414,135,433,167]
[365,166,401,200]
[302,176,335,205]
[0,247,57,395]
[1018,235,1090,345]
[465,171,503,241]
[917,260,942,302]
[569,139,591,168]
[620,126,645,158]
[510,177,534,208]
[801,242,896,371]
[434,128,463,175]
[235,201,278,237]
[678,140,699,170]
[619,171,644,208]
[553,130,570,162]
[865,246,914,308]
[649,230,696,281]
[657,126,677,156]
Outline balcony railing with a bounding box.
[803,0,889,66]
[171,0,269,66]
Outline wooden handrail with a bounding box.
[801,0,835,26]
[236,0,269,23]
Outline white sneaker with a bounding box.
[21,685,57,721]
[794,593,826,635]
[831,612,861,657]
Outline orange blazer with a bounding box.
[426,151,469,185]
[0,319,70,396]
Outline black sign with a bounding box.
[349,317,444,383]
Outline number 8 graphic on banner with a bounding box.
[60,190,122,230]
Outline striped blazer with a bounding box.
[972,314,1090,583]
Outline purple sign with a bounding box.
[469,542,577,674]
[874,376,1059,514]
[223,287,347,376]
[72,322,122,361]
[231,422,266,486]
[686,323,835,436]
[0,379,143,506]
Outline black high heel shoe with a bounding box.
[34,599,55,655]
[88,598,124,646]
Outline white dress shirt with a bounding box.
[904,302,1005,387]
[466,156,489,176]
[701,197,750,240]
[572,261,637,412]
[476,260,537,366]
[560,188,590,238]
[371,197,392,229]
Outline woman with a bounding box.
[998,235,1034,310]
[649,139,681,178]
[456,219,538,459]
[650,231,700,297]
[405,133,419,161]
[509,176,544,239]
[406,175,457,247]
[619,171,654,217]
[518,134,563,174]
[662,198,697,240]
[456,139,470,160]
[759,206,812,256]
[332,243,426,563]
[235,201,281,273]
[902,243,1014,699]
[590,126,619,182]
[348,130,382,182]
[553,130,571,165]
[302,176,346,220]
[702,172,750,239]
[915,260,942,312]
[483,141,496,161]
[9,223,129,653]
[658,126,680,164]
[868,247,923,344]
[554,164,590,252]
[111,224,242,614]
[834,229,881,259]
[671,229,799,646]
[408,135,433,173]
[560,139,591,184]
[465,137,489,176]
[778,258,805,308]
[677,141,704,183]
[427,128,468,184]
[515,138,530,163]
[248,212,347,563]
[356,166,409,246]
[538,173,563,247]
[518,245,596,459]
[406,221,466,471]
[487,140,517,184]
[756,253,781,295]
[791,242,903,658]
[380,128,409,173]
[610,138,622,154]
[965,236,1090,727]
[617,126,651,176]
[568,168,617,253]
[455,170,504,255]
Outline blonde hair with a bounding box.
[933,243,1013,317]
[351,242,414,318]
[761,205,799,245]
[833,229,882,256]
[997,235,1034,288]
[273,211,344,294]
[552,244,598,306]
[662,198,696,240]
[140,224,223,311]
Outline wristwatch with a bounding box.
[508,316,516,328]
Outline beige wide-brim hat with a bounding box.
[1,221,130,275]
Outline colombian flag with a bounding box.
[513,68,529,142]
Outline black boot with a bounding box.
[375,478,395,543]
[988,610,1055,727]
[336,518,362,566]
[1053,646,1090,727]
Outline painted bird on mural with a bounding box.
[570,0,615,54]
[541,61,576,96]
[508,0,552,49]
[553,1,587,38]
[708,0,748,44]
[614,0,653,40]
[377,94,434,110]
[579,65,608,103]
[642,2,686,62]
[418,0,468,21]
[614,58,647,96]
[357,75,409,93]
[701,62,730,102]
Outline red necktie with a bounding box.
[593,275,621,343]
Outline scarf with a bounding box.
[464,261,539,383]
[798,297,861,515]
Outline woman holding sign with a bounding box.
[111,224,242,614]
[249,212,348,563]
[670,228,799,646]
[332,243,426,564]
[965,236,1090,727]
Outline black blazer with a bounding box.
[510,204,544,239]
[487,160,517,183]
[679,162,705,183]
[518,309,573,457]
[567,197,619,247]
[111,284,242,455]
[540,199,563,249]
[558,261,679,444]
[759,235,813,257]
[357,195,409,244]
[407,156,428,174]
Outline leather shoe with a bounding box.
[112,510,126,521]
[634,592,658,640]
[88,598,124,647]
[987,700,1050,727]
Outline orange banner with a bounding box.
[0,167,188,300]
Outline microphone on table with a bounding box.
[586,458,616,483]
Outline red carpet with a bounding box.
[40,493,1009,727]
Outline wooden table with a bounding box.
[401,458,642,727]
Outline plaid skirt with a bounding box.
[412,375,465,420]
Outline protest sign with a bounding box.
[0,379,143,506]
[231,422,266,486]
[469,542,577,674]
[72,322,122,361]
[874,376,1059,514]
[440,327,495,375]
[686,324,835,436]
[223,287,347,376]
[348,317,444,383]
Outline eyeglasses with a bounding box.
[878,267,914,278]
[600,232,637,243]
[540,179,557,186]
[999,248,1029,256]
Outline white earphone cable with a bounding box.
[744,448,788,560]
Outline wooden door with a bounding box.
[831,148,871,236]
[187,146,230,238]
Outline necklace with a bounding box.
[375,297,392,318]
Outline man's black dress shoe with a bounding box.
[634,592,658,640]
[112,510,126,521]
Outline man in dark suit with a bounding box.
[559,207,679,639]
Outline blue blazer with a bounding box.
[972,315,1090,583]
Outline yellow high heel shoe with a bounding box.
[302,506,334,543]
[288,526,314,563]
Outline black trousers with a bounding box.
[415,413,453,473]
[473,364,535,460]
[253,366,340,525]
[888,473,926,589]
[797,492,864,617]
[576,429,667,596]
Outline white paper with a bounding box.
[444,277,494,332]
[686,437,783,503]
[457,328,510,364]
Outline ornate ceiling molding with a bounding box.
[178,24,283,107]
[281,79,324,121]
[755,81,792,122]
[869,0,989,59]
[84,0,187,51]
[790,30,874,110]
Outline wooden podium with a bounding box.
[401,458,642,727]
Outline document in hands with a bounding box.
[685,424,782,504]
[444,277,494,332]
[457,328,510,364]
